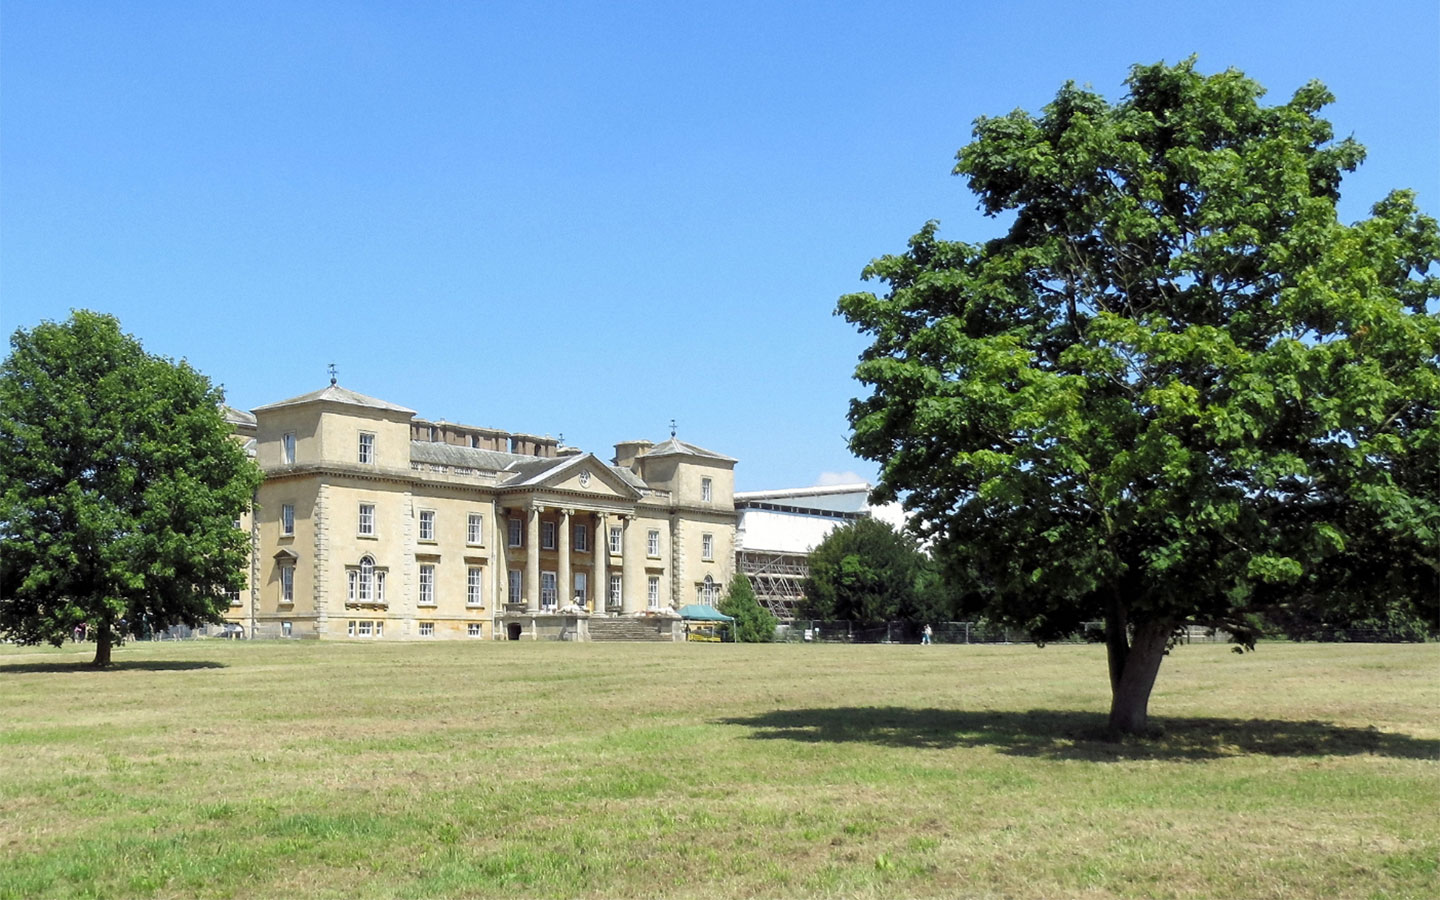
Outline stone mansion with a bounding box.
[224,383,738,641]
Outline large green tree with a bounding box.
[837,60,1440,734]
[0,311,262,666]
[801,517,947,627]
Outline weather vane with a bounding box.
[669,418,677,438]
[328,363,337,386]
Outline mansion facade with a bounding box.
[224,384,737,641]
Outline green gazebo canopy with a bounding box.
[676,604,734,622]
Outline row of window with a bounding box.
[354,505,485,545]
[416,621,484,637]
[507,517,611,552]
[280,561,718,611]
[278,502,474,543]
[419,510,485,544]
[347,505,714,560]
[342,558,486,608]
[345,620,480,638]
[511,522,716,560]
[279,431,376,466]
[281,558,696,609]
[275,557,484,609]
[501,569,667,610]
[281,432,718,511]
[299,567,650,610]
[345,620,482,638]
[275,494,715,554]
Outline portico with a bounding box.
[492,452,674,639]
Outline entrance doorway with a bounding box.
[506,622,523,641]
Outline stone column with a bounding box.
[557,508,571,609]
[593,512,608,615]
[525,505,540,613]
[621,514,643,615]
[493,505,508,611]
[669,512,683,610]
[313,483,330,633]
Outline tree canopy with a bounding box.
[801,517,948,627]
[718,574,778,642]
[837,60,1440,733]
[0,311,262,665]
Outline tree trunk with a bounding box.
[1106,619,1173,735]
[1104,592,1129,696]
[92,623,113,667]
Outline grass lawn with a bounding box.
[0,638,1435,899]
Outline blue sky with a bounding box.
[3,1,1436,491]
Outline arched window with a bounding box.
[703,574,717,606]
[346,556,387,608]
[359,556,374,602]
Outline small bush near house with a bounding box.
[719,574,777,642]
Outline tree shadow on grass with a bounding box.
[716,707,1440,762]
[0,659,227,674]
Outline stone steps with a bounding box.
[589,618,677,642]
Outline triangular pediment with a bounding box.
[504,454,642,500]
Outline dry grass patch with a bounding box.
[1,640,1435,898]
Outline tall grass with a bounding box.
[1,639,1435,899]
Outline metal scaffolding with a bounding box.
[737,549,809,621]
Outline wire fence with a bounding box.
[778,620,1098,644]
[134,623,209,641]
[779,620,1429,645]
[778,620,1094,645]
